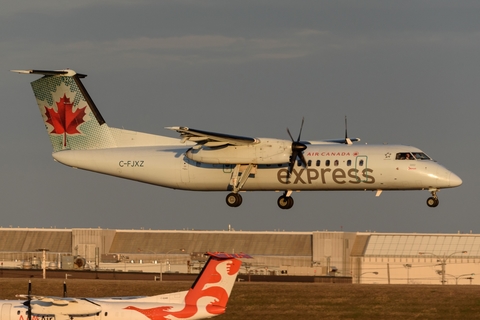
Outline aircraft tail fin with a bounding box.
[124,252,252,319]
[12,69,117,152]
[187,252,251,315]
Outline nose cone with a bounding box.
[449,172,462,187]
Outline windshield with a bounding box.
[412,152,432,160]
[396,152,432,160]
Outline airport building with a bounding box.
[0,227,478,285]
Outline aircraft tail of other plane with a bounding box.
[124,252,252,319]
[13,69,180,152]
[13,252,251,320]
[187,252,249,311]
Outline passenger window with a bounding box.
[334,160,339,167]
[359,160,364,166]
[307,160,312,167]
[347,160,352,166]
[326,160,330,167]
[316,160,321,167]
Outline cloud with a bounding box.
[4,30,332,70]
[1,0,144,16]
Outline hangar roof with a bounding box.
[0,229,71,253]
[109,230,312,256]
[364,234,480,257]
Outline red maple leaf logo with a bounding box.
[44,94,87,147]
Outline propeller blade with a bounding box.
[298,151,308,169]
[287,118,308,177]
[288,152,297,178]
[344,116,348,143]
[27,281,32,320]
[344,115,353,145]
[297,117,304,142]
[286,128,294,142]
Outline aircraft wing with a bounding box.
[166,126,258,147]
[322,138,361,144]
[17,295,70,305]
[23,296,102,317]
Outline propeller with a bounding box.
[344,115,353,145]
[24,280,32,320]
[287,117,308,177]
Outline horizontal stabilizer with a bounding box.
[11,69,87,78]
[206,252,253,259]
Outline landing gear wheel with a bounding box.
[426,197,439,208]
[277,196,294,209]
[226,193,242,207]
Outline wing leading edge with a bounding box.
[166,126,258,147]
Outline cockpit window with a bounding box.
[396,152,432,160]
[395,152,414,160]
[412,152,431,160]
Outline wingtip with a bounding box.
[11,69,32,74]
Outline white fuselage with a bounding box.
[1,297,221,320]
[51,143,461,192]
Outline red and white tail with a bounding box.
[124,252,252,319]
[186,252,251,314]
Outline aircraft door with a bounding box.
[355,155,368,182]
[1,304,11,320]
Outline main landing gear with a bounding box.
[277,190,294,209]
[277,195,294,209]
[226,192,242,208]
[225,191,296,209]
[426,189,439,208]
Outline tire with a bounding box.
[226,193,242,207]
[278,196,294,209]
[426,197,439,208]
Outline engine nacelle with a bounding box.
[185,138,291,164]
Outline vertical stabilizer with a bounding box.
[14,69,116,152]
[124,252,252,319]
[187,252,251,314]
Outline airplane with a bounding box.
[12,69,462,209]
[0,252,251,320]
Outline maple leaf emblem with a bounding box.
[44,94,87,147]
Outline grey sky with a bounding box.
[1,1,478,233]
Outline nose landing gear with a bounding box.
[426,189,439,208]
